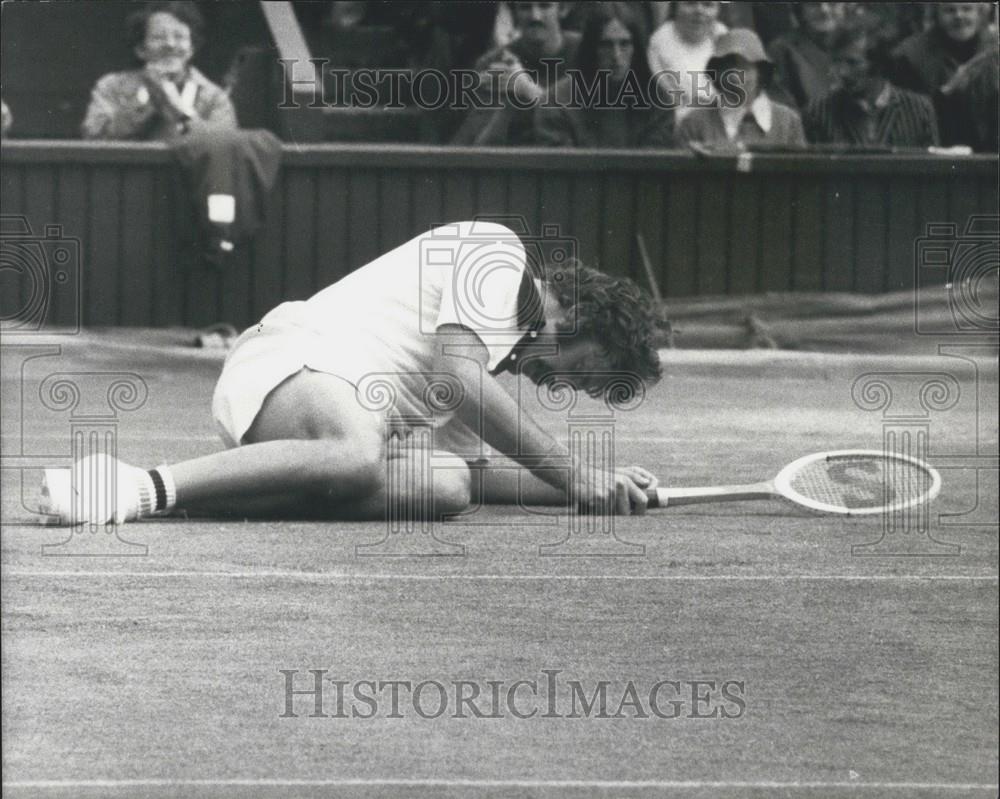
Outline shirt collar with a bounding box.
[748,92,773,133]
[856,81,894,113]
[874,81,893,108]
[489,270,547,376]
[720,92,773,138]
[184,66,209,87]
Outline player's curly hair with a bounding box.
[542,259,665,400]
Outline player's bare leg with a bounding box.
[172,370,386,507]
[180,440,472,520]
[41,370,470,523]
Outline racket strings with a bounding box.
[788,456,934,511]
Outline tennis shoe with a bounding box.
[39,455,147,525]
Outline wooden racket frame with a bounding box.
[645,450,942,516]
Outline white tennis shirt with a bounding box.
[213,220,537,455]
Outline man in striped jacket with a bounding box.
[803,20,939,149]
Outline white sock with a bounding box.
[135,470,157,517]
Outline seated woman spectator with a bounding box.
[804,21,939,148]
[81,2,280,266]
[767,3,846,110]
[535,5,674,148]
[647,1,727,122]
[452,1,580,146]
[82,1,237,140]
[675,29,806,149]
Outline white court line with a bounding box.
[3,778,997,791]
[4,570,998,582]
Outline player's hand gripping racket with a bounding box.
[645,450,940,515]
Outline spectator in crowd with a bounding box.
[804,21,939,148]
[749,2,798,47]
[82,1,237,140]
[889,3,995,99]
[849,2,928,51]
[675,29,806,148]
[891,3,996,147]
[398,2,504,142]
[326,1,366,31]
[416,2,501,71]
[749,3,925,53]
[939,44,1000,152]
[452,1,581,145]
[82,2,280,265]
[535,4,674,148]
[564,1,673,40]
[647,1,727,122]
[767,3,846,110]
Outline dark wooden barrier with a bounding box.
[2,141,997,329]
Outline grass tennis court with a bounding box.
[2,330,997,797]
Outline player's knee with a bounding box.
[347,428,387,489]
[306,430,386,493]
[433,455,472,514]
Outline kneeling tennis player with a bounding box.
[41,220,665,524]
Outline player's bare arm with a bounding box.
[435,323,653,515]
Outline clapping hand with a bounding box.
[484,49,543,105]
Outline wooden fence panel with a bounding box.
[662,173,698,297]
[52,164,89,327]
[695,173,729,295]
[727,176,762,295]
[1,142,995,330]
[759,176,794,293]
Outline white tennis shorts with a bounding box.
[211,322,489,462]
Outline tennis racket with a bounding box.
[645,450,941,515]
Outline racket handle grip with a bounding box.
[646,483,775,508]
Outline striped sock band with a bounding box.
[148,465,177,514]
[153,463,177,511]
[148,469,167,512]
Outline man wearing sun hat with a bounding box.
[675,28,807,148]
